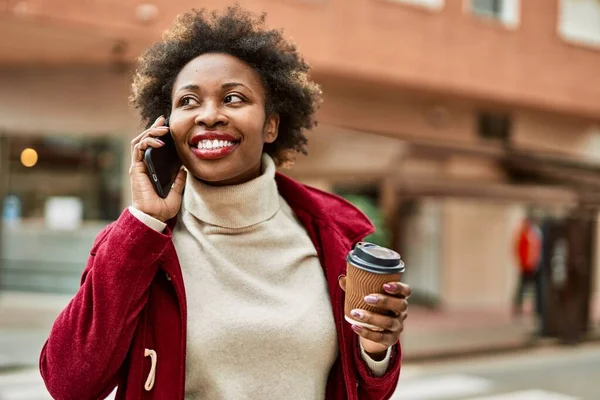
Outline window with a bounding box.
[477,112,512,142]
[468,0,520,27]
[1,134,124,223]
[471,0,502,18]
[559,0,600,48]
[0,133,125,293]
[388,0,445,10]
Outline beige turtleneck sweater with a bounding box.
[129,154,390,399]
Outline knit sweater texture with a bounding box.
[129,154,390,399]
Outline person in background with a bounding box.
[39,6,410,400]
[513,210,543,318]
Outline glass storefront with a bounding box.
[0,133,125,293]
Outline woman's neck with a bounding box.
[181,154,280,229]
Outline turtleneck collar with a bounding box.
[182,154,280,229]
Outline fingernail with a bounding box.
[364,295,378,305]
[155,115,163,122]
[156,139,165,145]
[351,309,364,319]
[351,325,362,334]
[384,283,396,292]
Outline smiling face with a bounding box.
[169,53,279,186]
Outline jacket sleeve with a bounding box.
[39,209,174,400]
[354,338,402,399]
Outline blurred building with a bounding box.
[1,0,599,314]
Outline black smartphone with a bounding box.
[143,118,183,198]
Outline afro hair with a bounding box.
[130,5,322,165]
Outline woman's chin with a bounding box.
[188,171,230,186]
[181,158,230,183]
[184,166,240,186]
[183,156,260,186]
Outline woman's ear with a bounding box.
[263,114,280,144]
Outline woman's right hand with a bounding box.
[129,115,187,222]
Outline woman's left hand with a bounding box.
[339,278,411,360]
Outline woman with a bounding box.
[40,6,410,400]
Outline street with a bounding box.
[1,343,599,399]
[0,369,116,400]
[394,343,600,400]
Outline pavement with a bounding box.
[401,294,600,361]
[0,368,117,400]
[4,343,600,399]
[1,290,599,370]
[0,291,70,371]
[391,342,600,399]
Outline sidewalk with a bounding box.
[401,305,536,361]
[0,291,71,370]
[402,294,600,361]
[1,291,599,370]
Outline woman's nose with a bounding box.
[194,102,228,127]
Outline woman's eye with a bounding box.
[181,97,199,107]
[224,94,244,104]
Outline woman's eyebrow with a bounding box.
[175,82,252,93]
[175,84,200,93]
[222,82,252,92]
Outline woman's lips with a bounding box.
[190,141,239,160]
[189,133,240,160]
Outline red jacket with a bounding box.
[515,221,542,274]
[40,173,402,400]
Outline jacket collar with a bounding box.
[274,172,374,244]
[167,172,375,243]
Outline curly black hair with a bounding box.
[130,5,322,165]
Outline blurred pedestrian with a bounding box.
[39,6,410,400]
[513,211,543,317]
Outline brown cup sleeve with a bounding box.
[344,262,402,319]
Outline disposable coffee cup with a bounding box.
[344,242,405,330]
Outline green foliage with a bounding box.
[340,194,390,247]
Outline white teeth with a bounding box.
[196,139,235,150]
